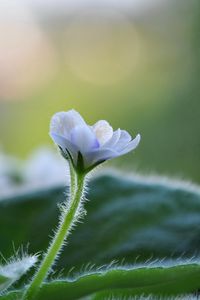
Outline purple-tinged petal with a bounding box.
[114,130,132,151]
[84,148,118,168]
[103,128,121,148]
[49,132,78,163]
[70,125,99,154]
[119,134,141,155]
[50,109,87,139]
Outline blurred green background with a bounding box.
[0,0,199,182]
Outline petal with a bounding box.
[104,128,121,148]
[50,109,87,139]
[114,130,132,151]
[70,125,99,154]
[49,132,78,163]
[92,120,113,146]
[84,148,118,168]
[119,134,141,155]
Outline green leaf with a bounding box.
[0,171,200,272]
[1,262,200,299]
[0,255,37,293]
[36,262,200,299]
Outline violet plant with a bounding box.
[22,109,140,300]
[1,118,200,299]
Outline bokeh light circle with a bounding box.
[63,9,140,85]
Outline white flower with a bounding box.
[50,109,140,172]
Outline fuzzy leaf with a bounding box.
[0,171,200,272]
[36,262,200,299]
[1,261,200,299]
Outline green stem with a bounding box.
[69,160,77,198]
[23,170,86,300]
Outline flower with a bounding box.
[50,109,140,172]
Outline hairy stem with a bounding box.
[23,169,86,300]
[69,160,77,198]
